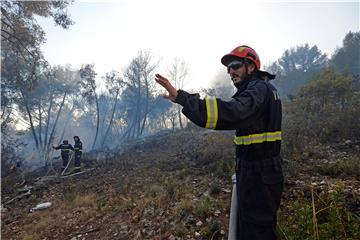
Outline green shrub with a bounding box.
[194,197,216,219]
[175,223,188,237]
[209,182,221,195]
[278,186,360,240]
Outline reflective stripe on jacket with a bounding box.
[175,77,282,162]
[54,144,74,155]
[74,141,83,154]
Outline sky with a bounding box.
[37,0,359,91]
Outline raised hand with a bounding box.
[154,73,178,102]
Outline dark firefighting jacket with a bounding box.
[176,75,283,230]
[175,76,282,162]
[53,144,74,157]
[74,140,83,155]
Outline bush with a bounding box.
[278,185,360,239]
[315,156,360,179]
[282,69,360,159]
[194,197,217,219]
[209,182,221,195]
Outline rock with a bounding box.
[195,231,201,238]
[214,210,221,217]
[168,234,176,240]
[221,188,231,194]
[220,230,225,235]
[196,220,203,227]
[345,140,352,144]
[183,214,195,224]
[121,225,128,231]
[295,180,304,185]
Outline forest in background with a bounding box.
[2,1,359,174]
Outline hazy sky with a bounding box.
[37,0,359,90]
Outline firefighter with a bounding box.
[155,45,283,240]
[53,140,74,172]
[73,136,83,173]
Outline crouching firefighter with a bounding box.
[155,45,284,239]
[53,140,74,173]
[73,136,83,173]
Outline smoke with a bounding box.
[206,68,235,100]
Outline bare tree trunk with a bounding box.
[140,77,149,135]
[101,91,119,148]
[136,108,141,138]
[38,102,43,148]
[168,58,188,129]
[46,92,67,152]
[134,76,142,139]
[37,102,48,166]
[178,105,183,129]
[171,116,176,131]
[43,94,54,151]
[91,93,100,150]
[128,113,138,141]
[21,90,40,150]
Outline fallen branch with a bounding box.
[61,153,74,176]
[4,190,31,205]
[60,168,95,178]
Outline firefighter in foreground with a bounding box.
[53,140,74,173]
[155,45,283,239]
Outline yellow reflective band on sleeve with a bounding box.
[205,97,218,129]
[233,131,281,145]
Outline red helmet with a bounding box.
[221,45,261,70]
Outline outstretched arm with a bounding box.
[53,145,60,150]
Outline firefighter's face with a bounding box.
[228,60,246,85]
[227,60,255,86]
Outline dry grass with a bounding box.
[22,234,40,240]
[72,193,97,207]
[20,193,102,238]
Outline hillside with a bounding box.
[2,129,360,239]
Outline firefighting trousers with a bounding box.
[74,153,82,167]
[235,156,283,240]
[61,154,69,168]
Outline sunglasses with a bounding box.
[227,60,245,73]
